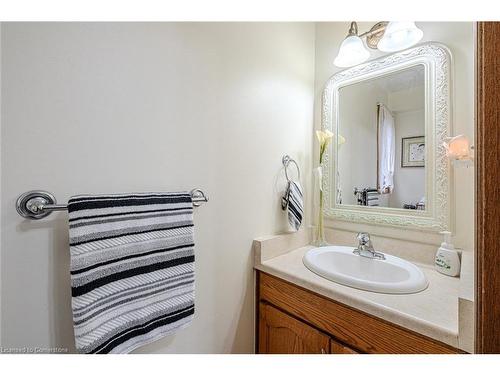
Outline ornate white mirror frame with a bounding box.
[321,43,452,231]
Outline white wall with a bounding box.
[337,81,387,205]
[391,109,426,208]
[314,22,474,251]
[0,23,315,353]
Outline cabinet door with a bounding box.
[330,339,359,354]
[259,303,330,354]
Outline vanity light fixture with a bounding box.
[443,135,474,168]
[334,21,424,67]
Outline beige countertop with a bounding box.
[253,231,472,351]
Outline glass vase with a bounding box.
[313,166,329,247]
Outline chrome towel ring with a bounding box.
[281,155,301,211]
[282,155,301,182]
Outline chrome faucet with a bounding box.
[353,232,385,260]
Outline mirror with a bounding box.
[337,65,426,210]
[322,43,452,231]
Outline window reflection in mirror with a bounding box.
[337,64,425,210]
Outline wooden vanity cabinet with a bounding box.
[259,303,331,354]
[259,303,358,354]
[256,271,462,354]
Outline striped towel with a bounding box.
[68,192,195,354]
[283,181,303,232]
[366,190,380,207]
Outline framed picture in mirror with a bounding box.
[402,136,425,167]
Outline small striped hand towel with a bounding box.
[68,192,195,354]
[366,190,380,207]
[284,181,304,232]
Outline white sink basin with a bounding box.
[303,246,428,294]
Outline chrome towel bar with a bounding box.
[16,188,209,220]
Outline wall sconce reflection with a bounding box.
[443,135,474,167]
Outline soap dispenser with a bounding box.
[434,231,461,277]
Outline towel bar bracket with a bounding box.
[16,189,208,220]
[190,188,206,208]
[16,190,59,219]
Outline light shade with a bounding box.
[334,35,370,67]
[443,135,472,160]
[378,22,423,52]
